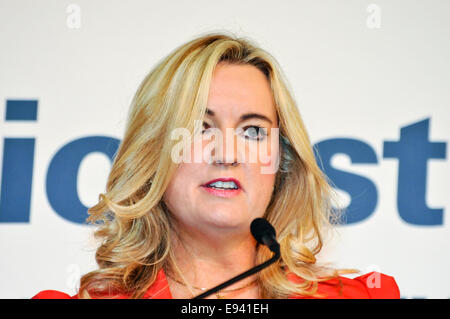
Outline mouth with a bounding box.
[201,178,243,198]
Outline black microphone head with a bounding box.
[250,217,276,245]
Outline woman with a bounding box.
[33,32,400,299]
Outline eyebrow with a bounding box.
[206,108,273,125]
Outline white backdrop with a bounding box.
[0,0,449,298]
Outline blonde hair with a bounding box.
[78,31,355,299]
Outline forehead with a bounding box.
[206,63,277,121]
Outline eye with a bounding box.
[242,125,268,141]
[201,121,211,134]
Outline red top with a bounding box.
[31,268,400,299]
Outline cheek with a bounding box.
[246,166,276,205]
[162,178,181,215]
[244,139,278,200]
[243,133,279,165]
[162,163,199,212]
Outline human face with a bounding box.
[163,62,279,237]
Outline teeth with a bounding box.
[207,181,238,189]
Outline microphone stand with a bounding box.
[192,246,280,299]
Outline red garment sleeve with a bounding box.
[31,289,129,299]
[353,271,401,298]
[287,271,401,299]
[31,290,76,299]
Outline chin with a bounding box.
[203,209,251,230]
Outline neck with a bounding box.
[167,222,259,295]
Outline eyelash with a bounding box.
[201,123,268,141]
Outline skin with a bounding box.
[162,62,279,298]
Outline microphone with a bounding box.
[192,218,281,299]
[250,217,280,255]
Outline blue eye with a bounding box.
[201,122,268,141]
[242,126,267,141]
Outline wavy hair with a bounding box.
[78,31,355,299]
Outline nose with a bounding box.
[213,159,238,167]
[209,128,239,167]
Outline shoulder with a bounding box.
[288,271,400,299]
[351,271,400,298]
[31,290,78,299]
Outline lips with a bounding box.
[202,177,243,190]
[201,177,243,198]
